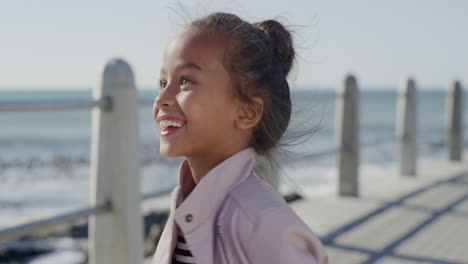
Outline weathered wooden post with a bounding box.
[89,58,143,264]
[446,80,463,161]
[336,73,359,197]
[255,155,279,191]
[396,77,417,176]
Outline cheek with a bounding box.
[175,92,192,115]
[179,88,237,129]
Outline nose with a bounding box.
[154,84,176,109]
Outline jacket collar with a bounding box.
[173,147,255,234]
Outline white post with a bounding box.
[336,73,359,197]
[89,58,143,264]
[396,77,417,176]
[254,155,279,191]
[446,80,463,161]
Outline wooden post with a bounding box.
[446,80,463,161]
[254,155,279,191]
[89,58,143,264]
[336,73,359,197]
[396,77,417,176]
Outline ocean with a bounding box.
[0,88,466,228]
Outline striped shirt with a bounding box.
[172,234,196,264]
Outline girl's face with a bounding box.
[153,27,241,158]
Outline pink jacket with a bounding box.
[152,148,329,264]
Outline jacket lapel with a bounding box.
[153,148,256,264]
[152,186,181,264]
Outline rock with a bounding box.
[283,192,303,203]
[144,224,162,257]
[28,250,86,264]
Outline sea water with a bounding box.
[0,88,466,228]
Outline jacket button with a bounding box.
[185,214,193,223]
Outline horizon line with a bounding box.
[0,85,454,92]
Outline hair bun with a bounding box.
[253,20,295,76]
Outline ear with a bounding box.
[235,97,263,130]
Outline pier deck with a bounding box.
[291,160,468,264]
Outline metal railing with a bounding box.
[0,58,149,264]
[0,201,112,243]
[0,96,113,112]
[0,93,173,244]
[0,185,176,243]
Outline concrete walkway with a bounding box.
[291,160,468,264]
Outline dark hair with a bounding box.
[191,13,295,158]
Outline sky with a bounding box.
[0,0,467,90]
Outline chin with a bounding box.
[159,144,182,158]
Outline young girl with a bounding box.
[152,12,328,264]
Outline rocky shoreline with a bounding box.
[0,142,182,171]
[0,210,169,264]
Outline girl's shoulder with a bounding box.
[216,172,328,264]
[219,171,292,224]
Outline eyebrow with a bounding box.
[160,61,202,75]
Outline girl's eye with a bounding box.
[159,80,166,90]
[181,77,192,86]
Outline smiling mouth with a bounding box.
[160,124,186,136]
[157,118,187,137]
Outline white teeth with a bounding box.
[159,120,183,128]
